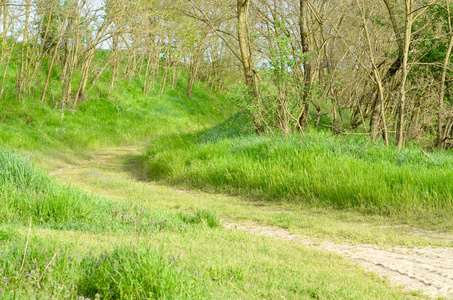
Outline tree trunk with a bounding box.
[0,43,13,100]
[17,0,31,103]
[237,0,263,133]
[74,49,95,107]
[437,2,453,147]
[382,0,404,82]
[1,0,8,62]
[187,47,202,98]
[41,11,69,103]
[357,0,388,145]
[396,0,413,150]
[108,32,119,100]
[297,0,312,129]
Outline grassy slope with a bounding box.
[0,52,229,151]
[141,119,453,230]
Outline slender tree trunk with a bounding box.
[0,42,13,100]
[297,0,312,129]
[357,0,388,146]
[91,54,113,87]
[237,0,263,133]
[28,8,52,96]
[382,0,404,82]
[1,0,8,62]
[159,50,170,97]
[74,49,95,107]
[143,50,153,94]
[108,32,119,100]
[437,2,453,147]
[17,0,31,103]
[62,10,81,106]
[159,65,168,97]
[396,0,413,150]
[187,48,201,98]
[41,12,69,103]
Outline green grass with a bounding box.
[78,246,207,299]
[0,147,221,234]
[0,147,218,298]
[0,236,209,299]
[0,45,447,299]
[49,144,452,247]
[141,121,453,227]
[0,226,414,299]
[0,51,231,151]
[0,147,416,299]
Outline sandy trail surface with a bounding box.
[224,223,453,299]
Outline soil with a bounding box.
[224,222,453,299]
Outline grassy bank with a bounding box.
[0,54,231,151]
[0,148,220,233]
[141,118,453,227]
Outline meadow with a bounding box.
[0,51,449,298]
[0,146,416,299]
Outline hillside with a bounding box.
[0,40,452,300]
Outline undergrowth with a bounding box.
[0,147,221,297]
[78,247,207,299]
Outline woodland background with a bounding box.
[1,0,453,149]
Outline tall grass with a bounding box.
[0,147,220,232]
[0,148,103,228]
[78,247,207,299]
[142,120,453,221]
[0,147,223,298]
[0,236,208,299]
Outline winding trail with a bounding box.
[48,144,453,299]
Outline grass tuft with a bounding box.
[77,247,207,299]
[178,210,221,228]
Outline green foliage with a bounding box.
[0,238,81,298]
[413,4,453,77]
[0,147,111,229]
[178,210,220,228]
[0,237,207,299]
[78,247,207,299]
[0,148,49,190]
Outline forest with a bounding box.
[0,0,453,299]
[2,0,453,146]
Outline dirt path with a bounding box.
[47,145,453,299]
[224,222,453,299]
